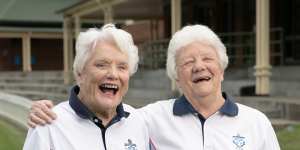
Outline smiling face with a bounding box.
[77,41,130,113]
[175,41,224,101]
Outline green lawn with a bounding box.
[0,119,26,150]
[277,124,300,150]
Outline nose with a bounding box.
[106,65,118,80]
[192,59,205,73]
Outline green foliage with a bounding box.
[277,124,300,150]
[0,119,26,150]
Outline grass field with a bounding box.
[277,124,300,150]
[0,119,26,150]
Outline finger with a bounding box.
[27,120,37,128]
[42,100,54,109]
[29,113,46,125]
[29,101,50,125]
[32,100,57,120]
[32,100,53,109]
[40,103,57,120]
[41,100,57,120]
[33,108,54,124]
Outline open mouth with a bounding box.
[192,76,211,83]
[99,83,119,95]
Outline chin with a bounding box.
[194,90,212,97]
[99,102,119,110]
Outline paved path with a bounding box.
[0,91,32,129]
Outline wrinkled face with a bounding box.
[78,41,130,112]
[175,42,224,100]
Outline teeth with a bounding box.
[193,76,211,82]
[101,84,118,89]
[200,76,210,80]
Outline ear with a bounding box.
[175,78,181,89]
[220,70,224,82]
[76,72,84,85]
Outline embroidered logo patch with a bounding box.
[232,134,246,150]
[124,139,137,150]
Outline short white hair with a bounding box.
[73,24,139,82]
[166,24,228,81]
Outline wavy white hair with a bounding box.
[73,24,139,82]
[166,24,228,81]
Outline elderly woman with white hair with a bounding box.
[27,24,280,150]
[141,24,280,149]
[23,24,150,150]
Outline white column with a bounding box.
[63,17,74,84]
[22,33,32,72]
[103,6,113,24]
[171,0,181,34]
[171,0,181,91]
[74,16,81,39]
[255,0,271,95]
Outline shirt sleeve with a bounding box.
[23,127,53,150]
[260,116,281,150]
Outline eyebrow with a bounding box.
[94,59,110,63]
[118,61,129,66]
[96,59,128,65]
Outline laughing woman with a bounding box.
[23,24,150,150]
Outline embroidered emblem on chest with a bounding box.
[232,134,246,150]
[124,139,137,150]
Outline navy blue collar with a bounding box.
[173,92,238,117]
[69,85,129,122]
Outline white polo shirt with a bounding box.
[23,86,150,150]
[140,93,280,150]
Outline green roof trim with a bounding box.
[0,0,81,22]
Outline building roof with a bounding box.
[60,0,164,21]
[0,0,81,22]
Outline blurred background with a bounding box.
[0,0,299,149]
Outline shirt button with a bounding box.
[94,118,99,123]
